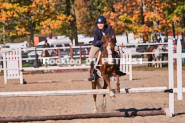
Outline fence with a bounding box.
[0,39,184,118]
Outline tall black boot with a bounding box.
[88,69,97,81]
[116,53,126,76]
[88,61,97,81]
[116,68,126,76]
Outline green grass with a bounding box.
[22,63,33,67]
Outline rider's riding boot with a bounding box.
[88,61,97,81]
[117,68,126,76]
[88,69,97,81]
[115,52,126,76]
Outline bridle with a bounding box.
[100,41,115,58]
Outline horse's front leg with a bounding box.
[160,57,162,68]
[102,80,108,109]
[157,58,159,68]
[103,75,115,100]
[92,80,98,113]
[112,72,120,94]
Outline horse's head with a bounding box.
[157,45,163,51]
[102,34,115,64]
[42,45,48,57]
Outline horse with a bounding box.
[41,45,50,72]
[147,46,154,67]
[153,45,163,68]
[91,34,120,113]
[147,45,164,68]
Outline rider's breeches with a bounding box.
[89,45,119,61]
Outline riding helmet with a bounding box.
[96,16,106,23]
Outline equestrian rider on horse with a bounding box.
[88,16,126,81]
[153,34,162,51]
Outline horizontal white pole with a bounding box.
[122,42,168,46]
[141,61,168,64]
[19,55,89,61]
[24,46,92,51]
[0,87,167,97]
[7,76,20,79]
[22,66,90,71]
[170,53,185,59]
[173,88,185,93]
[132,52,168,55]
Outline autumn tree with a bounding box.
[0,0,72,45]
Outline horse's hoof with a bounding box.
[115,89,120,94]
[102,104,106,109]
[94,109,98,113]
[110,95,115,100]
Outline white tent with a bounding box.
[5,41,30,49]
[78,37,94,44]
[37,38,71,46]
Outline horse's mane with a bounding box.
[102,34,115,43]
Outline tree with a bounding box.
[0,0,72,45]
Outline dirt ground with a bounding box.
[0,69,185,123]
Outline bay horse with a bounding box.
[147,46,154,67]
[41,45,50,71]
[91,34,120,113]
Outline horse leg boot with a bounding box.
[102,81,108,110]
[88,61,97,81]
[104,77,115,100]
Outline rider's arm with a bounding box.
[92,29,103,47]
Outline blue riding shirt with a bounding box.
[92,25,117,47]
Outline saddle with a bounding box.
[93,47,120,78]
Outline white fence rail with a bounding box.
[165,38,185,117]
[0,40,185,117]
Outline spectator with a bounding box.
[154,38,158,50]
[44,40,50,47]
[156,33,162,43]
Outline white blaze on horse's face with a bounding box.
[106,43,114,64]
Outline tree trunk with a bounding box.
[153,0,158,30]
[165,27,168,41]
[172,23,175,38]
[126,32,129,43]
[29,24,34,46]
[110,0,115,12]
[49,28,52,39]
[66,0,78,46]
[182,12,185,42]
[71,0,78,46]
[140,0,147,42]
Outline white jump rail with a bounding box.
[0,87,167,97]
[165,38,185,117]
[22,66,90,71]
[1,40,185,117]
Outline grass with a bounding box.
[22,63,33,67]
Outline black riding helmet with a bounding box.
[96,16,106,23]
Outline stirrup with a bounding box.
[117,71,126,76]
[88,74,96,81]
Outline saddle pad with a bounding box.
[94,50,103,78]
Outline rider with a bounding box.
[44,40,50,47]
[88,15,126,81]
[154,33,161,50]
[153,38,158,49]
